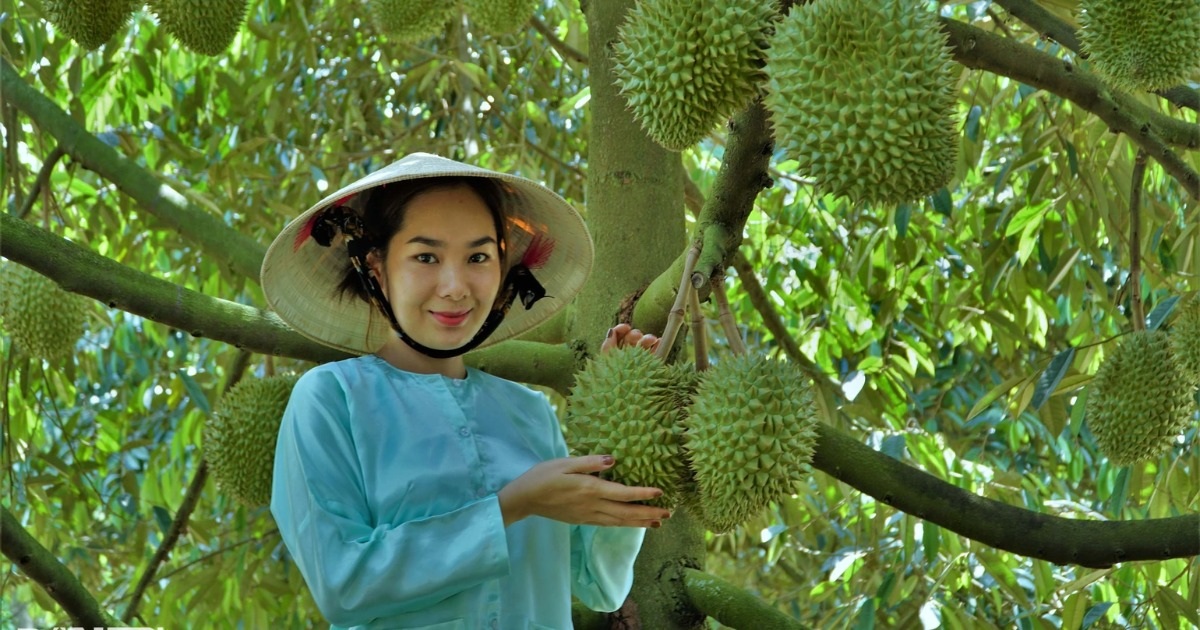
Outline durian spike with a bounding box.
[656,237,704,361]
[711,271,747,356]
[689,283,708,371]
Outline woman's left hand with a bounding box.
[601,323,659,354]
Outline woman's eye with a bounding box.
[470,253,490,263]
[415,253,437,264]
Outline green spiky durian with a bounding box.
[465,0,539,35]
[685,354,818,533]
[764,0,959,206]
[1086,330,1193,466]
[367,0,457,44]
[612,0,779,151]
[1078,0,1200,93]
[44,0,139,50]
[1169,297,1200,385]
[149,0,248,56]
[0,263,89,362]
[205,374,300,508]
[566,347,687,508]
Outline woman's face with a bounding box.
[369,185,502,351]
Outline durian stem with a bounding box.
[18,145,65,220]
[126,349,254,622]
[1129,150,1148,331]
[712,272,747,356]
[689,285,708,371]
[656,238,703,362]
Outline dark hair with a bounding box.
[336,176,509,302]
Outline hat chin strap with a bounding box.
[350,239,548,359]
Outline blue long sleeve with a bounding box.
[271,369,511,627]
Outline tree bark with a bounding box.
[683,568,807,630]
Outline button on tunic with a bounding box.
[271,356,645,630]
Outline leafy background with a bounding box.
[2,0,1198,628]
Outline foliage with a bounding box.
[2,0,1198,628]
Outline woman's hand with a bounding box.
[601,323,659,354]
[498,455,671,528]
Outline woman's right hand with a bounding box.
[498,455,671,528]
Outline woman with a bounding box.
[261,153,669,630]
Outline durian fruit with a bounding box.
[367,0,458,44]
[44,0,140,50]
[148,0,249,56]
[763,0,959,206]
[612,0,779,151]
[1086,330,1194,466]
[684,354,818,533]
[1169,297,1200,386]
[0,263,89,363]
[1078,0,1200,93]
[205,374,300,508]
[464,0,539,35]
[566,347,687,508]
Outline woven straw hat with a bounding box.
[261,153,593,355]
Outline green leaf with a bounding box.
[922,523,941,564]
[895,203,911,238]
[1032,347,1074,410]
[1082,602,1114,629]
[967,374,1027,422]
[1145,295,1180,331]
[1005,200,1050,238]
[1156,584,1200,627]
[178,369,211,415]
[854,597,876,630]
[930,188,953,217]
[1107,467,1130,517]
[153,505,173,536]
[965,105,982,141]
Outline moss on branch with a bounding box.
[1,214,577,392]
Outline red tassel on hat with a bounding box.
[521,233,555,270]
[294,214,320,251]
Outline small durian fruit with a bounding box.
[148,0,249,56]
[205,374,300,508]
[1086,330,1194,466]
[1078,0,1200,93]
[44,0,140,50]
[685,354,818,533]
[612,0,779,151]
[464,0,539,35]
[367,0,458,44]
[764,0,959,206]
[0,263,89,363]
[566,347,687,508]
[1169,297,1200,386]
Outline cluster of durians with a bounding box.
[1085,299,1200,466]
[611,0,960,207]
[43,0,248,55]
[565,347,819,533]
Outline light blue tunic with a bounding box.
[270,355,645,629]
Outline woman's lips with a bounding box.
[431,310,470,326]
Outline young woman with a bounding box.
[260,153,669,630]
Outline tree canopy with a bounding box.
[2,1,1198,629]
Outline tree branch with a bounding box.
[17,146,65,220]
[0,57,266,281]
[940,18,1199,199]
[126,351,252,620]
[683,568,806,629]
[632,100,773,334]
[1,506,122,627]
[530,17,588,64]
[1,213,577,392]
[811,423,1199,566]
[990,0,1200,113]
